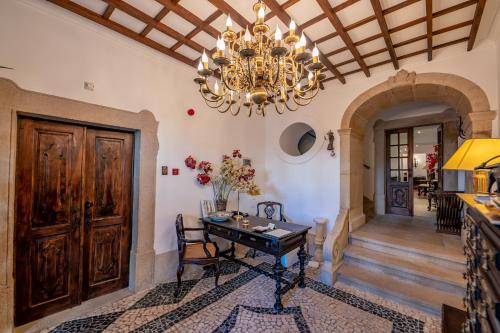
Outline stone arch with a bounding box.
[320,70,496,285]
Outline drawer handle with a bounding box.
[250,237,256,242]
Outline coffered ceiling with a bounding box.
[47,0,496,85]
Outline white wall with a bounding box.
[0,0,266,255]
[265,40,499,231]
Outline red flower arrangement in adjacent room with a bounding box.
[426,144,440,179]
[185,149,260,211]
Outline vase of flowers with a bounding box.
[185,149,260,212]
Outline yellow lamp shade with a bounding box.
[443,138,500,170]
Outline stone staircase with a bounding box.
[337,232,466,316]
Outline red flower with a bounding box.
[223,154,230,161]
[196,173,211,185]
[198,161,212,173]
[232,149,242,158]
[185,155,197,169]
[242,168,255,181]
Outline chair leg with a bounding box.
[251,248,256,258]
[175,264,184,296]
[214,261,220,288]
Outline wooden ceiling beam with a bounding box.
[263,0,346,83]
[102,5,115,19]
[171,10,223,51]
[425,0,433,60]
[467,0,486,51]
[335,20,473,68]
[140,2,179,37]
[47,0,196,67]
[321,0,476,59]
[323,37,469,83]
[102,0,205,52]
[316,0,369,76]
[370,0,399,69]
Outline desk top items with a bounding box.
[185,149,260,212]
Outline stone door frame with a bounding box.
[0,79,159,331]
[320,70,496,284]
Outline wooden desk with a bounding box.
[202,216,311,311]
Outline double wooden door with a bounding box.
[15,118,133,325]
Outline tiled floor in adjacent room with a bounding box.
[41,254,441,333]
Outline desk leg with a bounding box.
[273,255,284,312]
[230,241,236,258]
[298,244,306,288]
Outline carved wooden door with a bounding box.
[82,129,133,300]
[385,128,413,216]
[15,118,84,325]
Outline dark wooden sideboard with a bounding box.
[460,194,500,333]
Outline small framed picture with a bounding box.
[201,200,215,218]
[242,158,252,166]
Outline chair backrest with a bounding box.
[436,191,464,235]
[175,214,185,253]
[257,201,285,221]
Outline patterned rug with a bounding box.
[44,255,440,333]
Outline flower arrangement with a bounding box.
[426,144,440,179]
[185,149,260,211]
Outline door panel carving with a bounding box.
[30,234,70,305]
[90,225,121,284]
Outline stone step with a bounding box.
[350,233,465,271]
[344,245,465,296]
[337,263,464,316]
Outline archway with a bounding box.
[320,70,496,285]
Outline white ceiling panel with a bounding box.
[317,35,346,54]
[356,37,386,55]
[286,0,324,26]
[123,0,163,17]
[176,44,201,60]
[73,0,108,15]
[191,31,217,50]
[147,29,177,48]
[224,0,257,23]
[162,12,196,36]
[364,50,391,66]
[379,0,405,11]
[336,0,374,27]
[396,39,427,56]
[385,1,425,29]
[328,49,353,64]
[303,19,334,42]
[110,9,147,33]
[347,20,382,44]
[433,26,470,45]
[180,0,219,21]
[434,6,476,30]
[391,22,427,44]
[338,61,360,74]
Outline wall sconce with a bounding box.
[413,157,418,168]
[325,130,335,157]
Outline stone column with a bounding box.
[373,122,386,215]
[443,121,459,191]
[308,218,327,268]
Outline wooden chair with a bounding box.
[257,201,287,222]
[436,191,464,235]
[175,214,220,294]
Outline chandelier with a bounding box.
[193,0,325,116]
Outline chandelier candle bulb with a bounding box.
[244,28,252,49]
[312,45,319,63]
[289,20,296,36]
[201,50,208,69]
[274,26,282,48]
[257,6,265,24]
[226,15,232,30]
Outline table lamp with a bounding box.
[443,139,500,194]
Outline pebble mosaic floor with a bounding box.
[43,255,441,333]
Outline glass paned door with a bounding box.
[385,128,413,216]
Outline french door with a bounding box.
[385,128,413,216]
[15,118,133,325]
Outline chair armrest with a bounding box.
[183,227,206,231]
